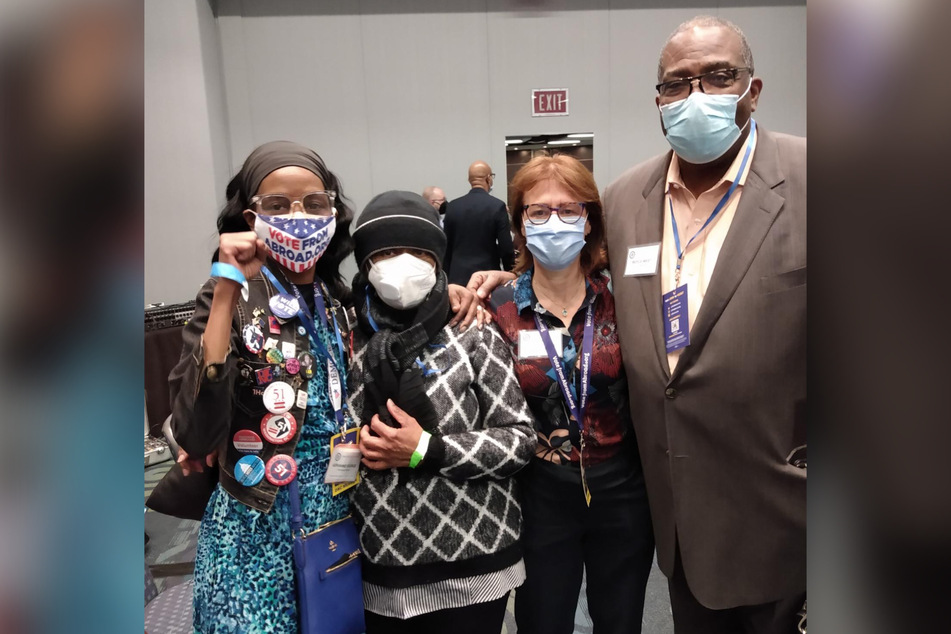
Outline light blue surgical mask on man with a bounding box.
[524,217,586,271]
[659,80,752,164]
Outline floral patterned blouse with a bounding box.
[488,268,633,467]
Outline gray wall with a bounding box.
[145,0,806,303]
[145,0,232,304]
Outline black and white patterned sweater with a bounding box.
[348,321,535,588]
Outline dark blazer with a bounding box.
[603,127,806,609]
[443,188,515,286]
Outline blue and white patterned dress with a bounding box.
[192,318,349,634]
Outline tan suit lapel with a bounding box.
[669,128,787,384]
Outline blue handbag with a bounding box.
[289,480,366,634]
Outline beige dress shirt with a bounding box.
[662,130,759,372]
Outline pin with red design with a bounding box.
[265,454,298,486]
[243,323,264,354]
[268,316,282,335]
[261,412,297,445]
[233,429,263,454]
[255,366,276,385]
[262,381,294,414]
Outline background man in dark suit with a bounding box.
[443,161,515,286]
[603,16,805,634]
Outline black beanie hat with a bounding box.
[353,190,446,269]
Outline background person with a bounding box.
[422,185,448,227]
[443,161,515,285]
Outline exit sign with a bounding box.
[532,89,569,117]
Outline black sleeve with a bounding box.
[442,209,455,276]
[167,278,240,456]
[495,203,516,271]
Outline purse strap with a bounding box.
[288,479,304,536]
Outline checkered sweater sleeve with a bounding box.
[348,322,535,481]
[429,323,535,481]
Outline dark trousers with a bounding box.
[669,546,806,634]
[364,593,509,634]
[514,454,655,634]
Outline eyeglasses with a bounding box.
[655,67,751,100]
[250,191,336,216]
[522,202,587,225]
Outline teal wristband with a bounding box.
[211,262,250,301]
[211,262,246,285]
[409,431,432,469]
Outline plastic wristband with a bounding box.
[409,431,432,469]
[211,262,250,301]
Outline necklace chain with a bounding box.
[535,282,585,318]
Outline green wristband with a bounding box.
[409,431,432,469]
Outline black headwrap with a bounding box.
[239,140,330,197]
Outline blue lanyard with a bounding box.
[363,291,442,377]
[261,266,348,426]
[533,300,595,432]
[669,119,757,286]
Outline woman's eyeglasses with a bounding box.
[522,202,587,225]
[250,191,336,216]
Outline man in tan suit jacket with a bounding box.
[604,16,806,633]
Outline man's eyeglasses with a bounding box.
[656,67,751,100]
[250,191,336,216]
[522,202,587,225]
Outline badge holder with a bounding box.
[327,427,361,495]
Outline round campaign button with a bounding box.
[284,357,301,375]
[262,381,294,414]
[235,455,265,487]
[261,412,297,445]
[233,429,263,454]
[265,454,298,486]
[265,348,284,364]
[243,323,265,354]
[269,294,300,319]
[297,325,307,336]
[298,351,317,380]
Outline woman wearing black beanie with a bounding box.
[348,190,535,634]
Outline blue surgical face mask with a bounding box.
[659,80,752,164]
[523,216,586,271]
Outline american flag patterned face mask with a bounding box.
[253,211,336,273]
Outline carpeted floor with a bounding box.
[145,461,673,633]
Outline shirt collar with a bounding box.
[665,126,758,196]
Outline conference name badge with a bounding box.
[623,243,661,277]
[326,427,362,494]
[663,285,690,353]
[518,329,563,360]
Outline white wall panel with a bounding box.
[145,0,231,304]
